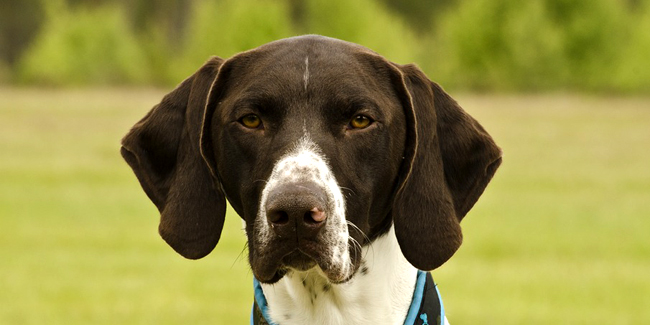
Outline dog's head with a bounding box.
[121,36,501,284]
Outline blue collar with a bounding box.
[251,270,445,325]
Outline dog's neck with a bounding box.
[260,226,418,325]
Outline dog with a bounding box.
[121,35,502,325]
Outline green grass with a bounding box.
[1,89,649,324]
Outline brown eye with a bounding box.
[349,115,372,129]
[240,114,262,129]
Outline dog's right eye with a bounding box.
[348,115,373,129]
[239,114,262,129]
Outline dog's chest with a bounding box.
[259,227,419,325]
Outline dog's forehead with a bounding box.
[252,35,371,69]
[225,36,389,97]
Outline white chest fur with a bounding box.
[260,226,419,325]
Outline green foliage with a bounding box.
[302,0,420,64]
[169,0,294,82]
[168,0,420,81]
[7,0,650,93]
[13,0,420,86]
[429,0,643,92]
[0,0,44,69]
[545,0,628,90]
[612,2,650,93]
[17,1,152,86]
[429,0,564,90]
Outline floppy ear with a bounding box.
[391,64,502,270]
[120,57,227,259]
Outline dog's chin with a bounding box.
[282,250,318,271]
[253,249,359,284]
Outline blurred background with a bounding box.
[2,0,650,91]
[1,0,649,324]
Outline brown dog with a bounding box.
[122,35,501,325]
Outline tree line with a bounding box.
[1,0,648,93]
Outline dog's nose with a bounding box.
[265,183,328,239]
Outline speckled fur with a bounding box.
[256,135,351,282]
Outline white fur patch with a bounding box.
[256,134,351,280]
[262,226,420,325]
[303,56,310,91]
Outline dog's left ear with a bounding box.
[391,64,502,270]
[120,57,226,260]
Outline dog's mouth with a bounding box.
[282,250,318,271]
[251,251,315,284]
[251,238,361,284]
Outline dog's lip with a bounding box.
[281,250,317,271]
[252,240,336,283]
[278,239,322,270]
[253,244,362,284]
[252,248,314,283]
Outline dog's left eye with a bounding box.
[348,115,373,129]
[239,114,262,129]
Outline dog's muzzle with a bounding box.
[252,136,353,283]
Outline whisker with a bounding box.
[348,236,362,252]
[346,221,373,261]
[231,241,249,269]
[346,237,361,273]
[347,221,371,244]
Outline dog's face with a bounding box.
[121,36,501,284]
[205,39,407,283]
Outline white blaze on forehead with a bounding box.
[256,134,351,279]
[303,56,310,91]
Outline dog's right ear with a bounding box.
[390,64,502,271]
[120,57,226,259]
